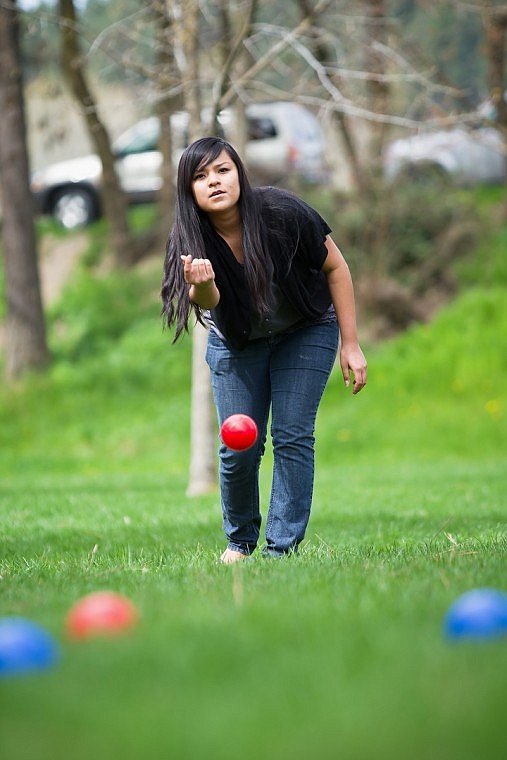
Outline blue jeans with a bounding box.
[205,321,339,556]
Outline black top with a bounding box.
[203,186,333,349]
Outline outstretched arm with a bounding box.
[321,236,367,394]
[181,254,220,309]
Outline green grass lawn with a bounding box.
[1,221,506,758]
[1,462,505,760]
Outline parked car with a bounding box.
[30,102,327,229]
[384,122,506,187]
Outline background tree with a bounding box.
[295,0,365,193]
[59,0,136,266]
[0,0,49,381]
[168,0,217,496]
[481,0,507,211]
[208,0,258,151]
[153,0,179,243]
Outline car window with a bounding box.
[248,117,278,140]
[115,121,160,157]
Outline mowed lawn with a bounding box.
[1,260,506,759]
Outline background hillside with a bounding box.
[1,184,506,478]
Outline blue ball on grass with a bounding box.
[444,588,507,641]
[0,617,59,676]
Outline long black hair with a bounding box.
[161,136,273,341]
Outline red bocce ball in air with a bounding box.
[220,414,258,451]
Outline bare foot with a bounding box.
[220,548,249,564]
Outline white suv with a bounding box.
[384,125,506,186]
[31,102,327,229]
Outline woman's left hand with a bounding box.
[340,342,367,394]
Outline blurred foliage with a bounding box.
[317,284,507,465]
[19,1,489,101]
[299,182,506,337]
[339,182,480,283]
[390,0,486,103]
[47,266,159,361]
[40,204,162,363]
[20,0,156,84]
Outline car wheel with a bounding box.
[52,187,99,229]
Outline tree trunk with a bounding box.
[186,322,218,496]
[296,0,366,193]
[482,4,507,216]
[0,0,49,380]
[172,0,201,135]
[171,0,217,495]
[59,0,135,266]
[154,4,179,248]
[365,0,389,177]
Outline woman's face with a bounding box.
[191,149,241,215]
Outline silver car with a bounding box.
[31,102,327,229]
[384,123,506,186]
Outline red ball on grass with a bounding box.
[66,591,138,640]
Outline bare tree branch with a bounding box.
[219,0,333,108]
[270,32,478,130]
[211,0,257,113]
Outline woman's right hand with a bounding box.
[181,255,220,308]
[181,254,215,286]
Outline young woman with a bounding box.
[161,136,367,563]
